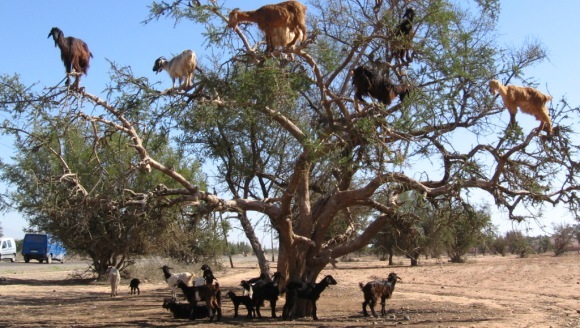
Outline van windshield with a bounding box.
[25,235,46,243]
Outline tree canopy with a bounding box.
[0,0,579,287]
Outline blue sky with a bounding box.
[0,1,578,239]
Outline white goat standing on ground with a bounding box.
[161,265,194,298]
[106,265,121,297]
[152,49,197,91]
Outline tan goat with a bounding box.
[228,1,307,56]
[489,79,553,135]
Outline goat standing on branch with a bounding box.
[352,66,410,111]
[152,50,197,91]
[47,27,93,89]
[489,79,553,136]
[228,1,307,57]
[391,7,415,64]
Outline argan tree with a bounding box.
[1,1,579,316]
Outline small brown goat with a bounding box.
[489,79,553,135]
[360,272,402,317]
[352,66,410,110]
[228,1,307,56]
[47,27,93,89]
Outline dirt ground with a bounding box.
[0,253,578,328]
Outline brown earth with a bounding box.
[0,253,578,328]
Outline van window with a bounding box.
[2,241,6,249]
[7,240,12,248]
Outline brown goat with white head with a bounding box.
[152,49,197,91]
[47,27,93,89]
[489,79,553,136]
[228,1,307,56]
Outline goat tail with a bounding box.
[358,282,365,291]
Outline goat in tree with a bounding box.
[391,7,415,63]
[152,50,197,91]
[228,1,307,56]
[47,27,93,89]
[352,66,410,111]
[489,79,553,136]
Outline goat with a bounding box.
[152,50,197,91]
[240,273,269,297]
[161,265,194,298]
[489,79,553,136]
[176,277,221,322]
[282,275,337,321]
[359,272,402,317]
[251,271,283,318]
[105,265,120,297]
[162,297,210,319]
[270,26,303,60]
[47,27,93,89]
[129,278,140,295]
[225,290,256,318]
[352,66,410,110]
[390,7,416,63]
[228,1,307,56]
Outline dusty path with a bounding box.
[0,253,578,327]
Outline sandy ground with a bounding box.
[0,253,578,328]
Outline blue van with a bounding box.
[21,234,66,264]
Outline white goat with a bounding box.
[106,265,121,297]
[161,265,194,298]
[152,49,197,90]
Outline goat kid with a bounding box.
[152,49,197,91]
[282,274,337,321]
[129,278,140,295]
[360,272,402,317]
[225,290,256,318]
[47,27,93,89]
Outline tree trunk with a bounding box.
[238,211,270,274]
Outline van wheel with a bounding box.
[24,256,30,263]
[39,259,43,263]
[10,254,15,262]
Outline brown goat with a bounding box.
[228,1,307,56]
[47,27,93,89]
[489,79,553,135]
[360,272,402,317]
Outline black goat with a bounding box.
[392,7,416,63]
[352,66,410,108]
[359,272,402,317]
[176,277,221,322]
[47,27,93,89]
[240,273,269,296]
[251,271,283,318]
[162,297,209,319]
[225,290,256,318]
[129,278,140,295]
[282,275,337,320]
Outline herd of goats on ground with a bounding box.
[105,263,403,321]
[47,0,555,321]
